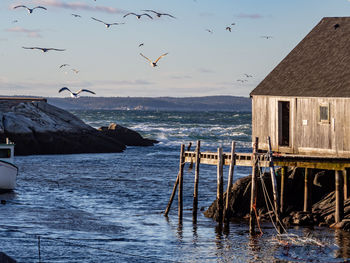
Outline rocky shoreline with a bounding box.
[204,167,350,231]
[0,101,157,155]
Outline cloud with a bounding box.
[169,75,192,80]
[235,13,263,19]
[28,0,126,14]
[198,68,215,74]
[5,27,42,38]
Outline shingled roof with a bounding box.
[250,17,350,97]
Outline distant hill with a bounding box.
[47,96,251,112]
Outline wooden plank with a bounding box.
[224,141,236,220]
[178,144,185,220]
[280,166,287,214]
[345,168,349,200]
[267,137,280,221]
[335,170,344,223]
[193,140,201,221]
[217,147,224,224]
[303,168,312,212]
[249,137,259,235]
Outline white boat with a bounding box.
[0,140,18,191]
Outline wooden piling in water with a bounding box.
[303,168,312,212]
[335,170,344,223]
[224,141,236,220]
[178,144,185,220]
[280,166,287,214]
[217,147,224,224]
[344,168,349,200]
[193,140,201,221]
[249,137,259,235]
[267,137,280,221]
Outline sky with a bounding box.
[0,0,350,98]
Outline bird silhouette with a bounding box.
[237,79,247,83]
[140,53,168,67]
[13,5,47,14]
[123,13,153,19]
[244,74,253,78]
[72,69,79,74]
[206,29,213,34]
[71,14,81,18]
[226,26,232,32]
[142,10,176,18]
[138,43,144,47]
[91,17,125,28]
[58,87,95,98]
[59,64,69,68]
[22,46,65,52]
[261,35,272,39]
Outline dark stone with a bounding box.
[98,123,158,147]
[0,252,17,263]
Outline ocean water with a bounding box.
[0,110,349,263]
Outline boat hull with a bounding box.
[0,161,18,190]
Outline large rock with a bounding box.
[98,123,158,146]
[0,101,156,155]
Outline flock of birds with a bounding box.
[11,3,270,98]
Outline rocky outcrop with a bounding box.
[204,168,350,230]
[98,123,158,146]
[0,101,157,155]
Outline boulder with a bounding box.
[98,123,158,146]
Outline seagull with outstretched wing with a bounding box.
[123,13,153,19]
[22,46,65,52]
[13,5,47,14]
[91,17,125,28]
[140,53,168,67]
[142,10,176,18]
[58,87,95,98]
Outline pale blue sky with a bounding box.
[0,0,349,98]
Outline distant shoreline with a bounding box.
[46,95,252,112]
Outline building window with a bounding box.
[319,104,330,123]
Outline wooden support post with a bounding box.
[344,169,349,200]
[165,143,191,217]
[280,166,287,214]
[192,140,201,221]
[217,147,224,224]
[178,144,185,220]
[224,141,236,220]
[164,174,179,217]
[303,168,312,212]
[267,137,280,221]
[335,170,344,223]
[249,137,259,235]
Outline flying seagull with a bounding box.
[237,79,247,83]
[59,64,69,68]
[72,69,79,74]
[138,43,144,47]
[142,10,176,18]
[226,26,232,32]
[71,14,81,18]
[206,29,213,34]
[13,5,47,14]
[140,53,168,67]
[123,13,153,19]
[58,87,95,98]
[244,74,253,78]
[91,17,125,28]
[22,46,65,52]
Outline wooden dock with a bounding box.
[165,137,350,235]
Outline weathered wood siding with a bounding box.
[252,96,350,157]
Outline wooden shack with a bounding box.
[250,17,350,157]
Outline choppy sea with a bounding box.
[0,110,349,262]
